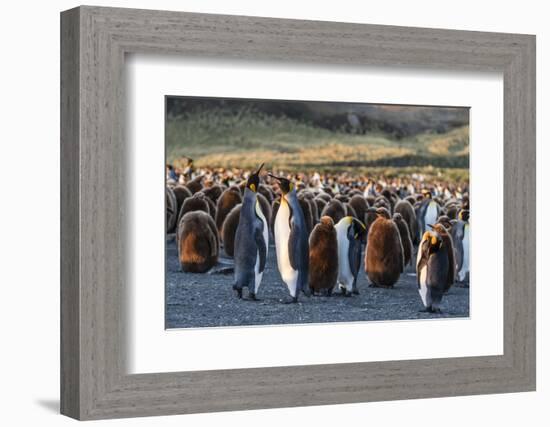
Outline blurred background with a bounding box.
[166,97,469,181]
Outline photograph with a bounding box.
[164,96,471,329]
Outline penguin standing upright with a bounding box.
[270,173,310,303]
[365,209,404,288]
[335,216,366,296]
[416,190,440,235]
[393,212,413,267]
[233,164,269,300]
[308,216,339,296]
[416,228,453,312]
[452,209,470,284]
[177,211,219,273]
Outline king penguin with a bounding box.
[452,209,470,284]
[415,228,453,313]
[416,189,440,235]
[335,216,366,296]
[270,173,310,303]
[233,164,269,300]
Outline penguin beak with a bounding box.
[254,163,265,175]
[267,173,281,181]
[427,224,434,229]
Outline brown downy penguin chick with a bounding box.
[316,192,332,203]
[298,196,314,236]
[201,193,217,221]
[185,175,205,194]
[349,195,368,224]
[405,195,417,206]
[320,199,346,225]
[177,211,219,273]
[365,207,379,234]
[215,187,243,238]
[201,184,224,204]
[429,223,456,288]
[172,185,193,214]
[381,189,396,212]
[257,193,272,230]
[374,196,391,213]
[314,197,327,218]
[345,203,359,220]
[394,199,418,245]
[375,206,391,219]
[366,195,376,208]
[365,210,404,288]
[221,204,242,257]
[166,186,178,233]
[393,212,413,267]
[308,196,320,223]
[258,184,274,204]
[436,215,453,231]
[308,216,339,296]
[335,194,349,204]
[178,192,210,225]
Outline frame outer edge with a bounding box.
[60,6,82,420]
[61,6,537,420]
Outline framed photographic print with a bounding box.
[61,6,536,420]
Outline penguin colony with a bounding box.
[167,165,470,311]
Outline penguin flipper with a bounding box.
[348,240,361,280]
[254,226,267,273]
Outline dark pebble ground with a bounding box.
[166,236,470,329]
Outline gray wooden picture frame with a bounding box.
[60,5,536,420]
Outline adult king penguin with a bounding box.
[269,173,310,303]
[415,227,453,313]
[233,164,269,300]
[335,216,366,296]
[416,189,440,235]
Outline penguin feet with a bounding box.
[340,288,348,297]
[352,288,360,295]
[232,284,243,299]
[247,293,261,302]
[283,296,298,304]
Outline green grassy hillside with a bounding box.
[166,107,469,181]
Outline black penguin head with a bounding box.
[246,163,264,193]
[458,209,470,222]
[268,173,293,195]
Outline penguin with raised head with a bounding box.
[270,173,310,303]
[335,216,366,296]
[415,228,453,312]
[233,164,269,300]
[308,216,339,296]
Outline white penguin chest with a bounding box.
[274,200,298,289]
[254,200,269,292]
[424,202,438,232]
[336,226,353,288]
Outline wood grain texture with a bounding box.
[60,6,536,420]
